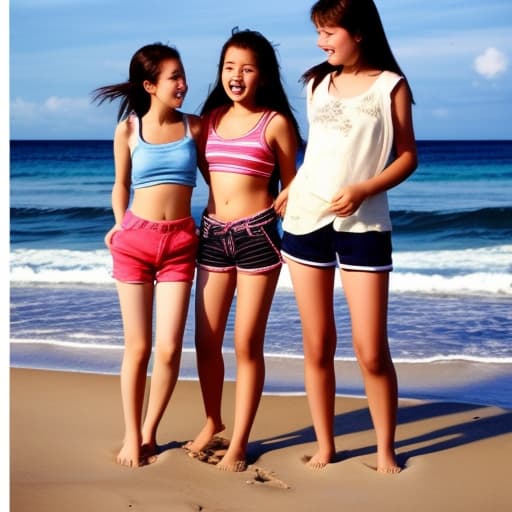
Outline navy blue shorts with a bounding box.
[197,207,282,274]
[281,223,392,272]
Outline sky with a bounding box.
[8,0,512,140]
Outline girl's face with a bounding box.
[221,46,261,105]
[145,58,187,109]
[316,25,361,68]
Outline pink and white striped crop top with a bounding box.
[205,107,277,179]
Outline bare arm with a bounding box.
[329,80,418,217]
[187,113,210,185]
[105,120,132,247]
[195,114,210,186]
[266,113,298,216]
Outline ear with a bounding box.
[143,80,155,94]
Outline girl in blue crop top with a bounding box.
[93,43,203,468]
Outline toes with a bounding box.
[217,460,248,472]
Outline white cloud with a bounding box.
[43,96,89,112]
[10,95,111,138]
[10,97,38,118]
[474,47,508,79]
[11,96,91,119]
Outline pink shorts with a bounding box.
[110,210,198,283]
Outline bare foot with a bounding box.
[140,443,158,465]
[183,422,225,453]
[301,451,332,469]
[377,450,401,474]
[217,459,248,472]
[116,438,140,468]
[377,465,402,474]
[216,444,248,472]
[116,439,158,468]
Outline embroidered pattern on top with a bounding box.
[311,91,379,134]
[357,93,380,118]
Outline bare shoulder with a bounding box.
[266,112,295,142]
[185,113,202,138]
[114,117,132,142]
[268,111,293,132]
[390,79,412,108]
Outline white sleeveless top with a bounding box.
[282,70,402,235]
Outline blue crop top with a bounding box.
[130,115,197,189]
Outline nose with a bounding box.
[177,81,187,95]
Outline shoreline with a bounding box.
[10,346,512,409]
[10,368,512,511]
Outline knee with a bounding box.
[304,336,336,369]
[154,342,182,367]
[355,343,392,376]
[234,334,265,364]
[195,339,223,365]
[236,345,264,364]
[124,340,152,366]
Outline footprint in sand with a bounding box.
[246,467,290,489]
[186,436,230,465]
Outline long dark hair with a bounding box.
[203,28,304,197]
[302,0,414,102]
[201,28,303,146]
[92,43,183,120]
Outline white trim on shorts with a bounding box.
[282,250,393,272]
[281,250,337,268]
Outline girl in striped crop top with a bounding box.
[93,43,202,469]
[183,29,303,472]
[205,107,278,178]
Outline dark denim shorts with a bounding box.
[281,223,393,272]
[197,206,282,273]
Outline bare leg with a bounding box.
[341,270,400,473]
[141,281,192,458]
[186,269,236,453]
[217,268,280,471]
[115,281,154,467]
[285,259,337,469]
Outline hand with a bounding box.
[274,188,289,217]
[328,184,367,217]
[104,224,122,248]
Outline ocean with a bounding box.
[9,139,512,409]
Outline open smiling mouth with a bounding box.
[230,82,245,94]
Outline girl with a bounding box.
[281,0,417,472]
[92,43,201,467]
[184,29,302,472]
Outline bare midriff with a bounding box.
[207,172,273,222]
[131,183,193,221]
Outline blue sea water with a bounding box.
[9,139,512,408]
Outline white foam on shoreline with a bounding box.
[10,338,512,365]
[9,245,512,296]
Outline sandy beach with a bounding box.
[10,368,512,511]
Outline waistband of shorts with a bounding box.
[202,206,277,233]
[122,210,195,233]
